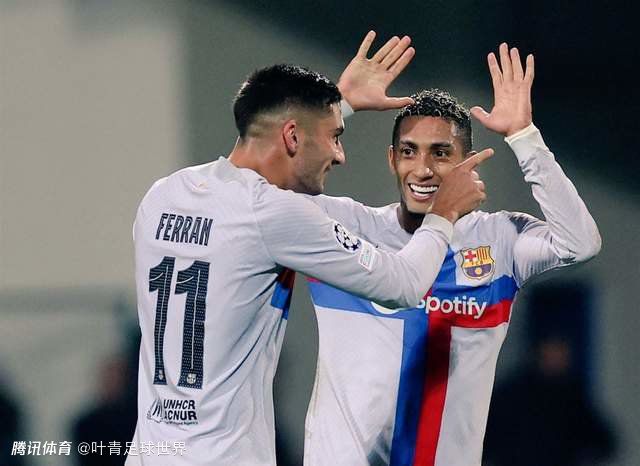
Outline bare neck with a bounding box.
[396,202,425,234]
[228,137,291,190]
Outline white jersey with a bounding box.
[127,156,454,466]
[304,126,601,466]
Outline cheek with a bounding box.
[393,159,412,180]
[320,148,333,166]
[314,141,330,161]
[433,162,454,177]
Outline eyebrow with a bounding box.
[398,139,453,149]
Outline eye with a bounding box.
[400,147,415,157]
[434,149,449,158]
[334,135,341,145]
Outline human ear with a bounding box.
[283,120,299,156]
[387,145,397,174]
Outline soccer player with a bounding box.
[303,44,601,466]
[126,33,491,466]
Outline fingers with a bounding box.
[472,168,486,202]
[470,106,490,122]
[476,180,486,196]
[491,44,534,88]
[384,96,415,108]
[381,36,412,69]
[510,47,524,81]
[498,43,512,82]
[457,148,494,170]
[478,184,487,204]
[524,53,535,83]
[357,30,376,58]
[371,35,400,62]
[487,52,502,86]
[387,46,415,78]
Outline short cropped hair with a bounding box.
[233,64,342,138]
[392,89,472,154]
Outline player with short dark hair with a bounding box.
[391,88,472,153]
[303,43,601,466]
[233,64,342,140]
[127,32,491,466]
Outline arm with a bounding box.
[472,44,601,284]
[307,195,386,242]
[507,126,601,283]
[253,183,452,308]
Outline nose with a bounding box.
[333,145,346,165]
[414,155,434,178]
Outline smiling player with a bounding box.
[303,44,601,466]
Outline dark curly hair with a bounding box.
[233,64,342,139]
[391,89,472,154]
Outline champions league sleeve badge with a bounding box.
[460,246,495,279]
[333,222,361,252]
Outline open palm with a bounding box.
[338,31,415,111]
[471,43,535,137]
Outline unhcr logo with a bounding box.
[147,398,165,423]
[147,397,198,425]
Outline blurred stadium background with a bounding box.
[1,1,638,465]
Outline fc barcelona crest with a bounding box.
[460,246,494,279]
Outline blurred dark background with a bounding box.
[199,0,638,196]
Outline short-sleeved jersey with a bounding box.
[127,157,453,466]
[303,127,601,466]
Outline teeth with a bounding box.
[409,183,438,195]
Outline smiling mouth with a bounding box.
[408,183,438,200]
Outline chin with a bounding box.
[305,184,324,196]
[405,200,432,216]
[407,207,429,216]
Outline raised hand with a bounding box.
[471,43,535,137]
[337,31,415,112]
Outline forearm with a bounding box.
[335,213,451,308]
[257,188,451,309]
[508,124,601,262]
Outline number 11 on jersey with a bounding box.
[148,256,210,390]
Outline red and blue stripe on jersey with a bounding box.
[272,268,295,319]
[307,248,518,466]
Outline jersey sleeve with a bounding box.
[252,183,452,308]
[305,194,389,243]
[507,125,602,285]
